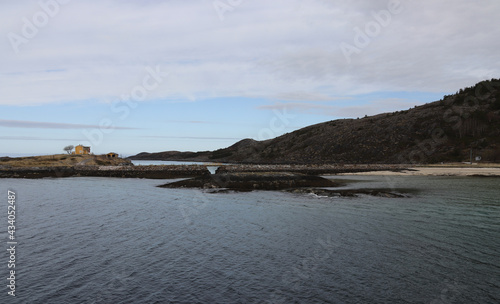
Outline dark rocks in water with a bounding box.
[158,172,339,190]
[0,167,77,178]
[158,172,410,198]
[470,174,500,178]
[287,188,408,198]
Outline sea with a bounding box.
[1,173,499,303]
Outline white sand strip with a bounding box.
[338,167,500,176]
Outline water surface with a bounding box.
[1,175,499,303]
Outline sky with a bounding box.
[1,0,499,156]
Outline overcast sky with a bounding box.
[1,0,499,156]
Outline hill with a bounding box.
[0,154,132,168]
[130,79,500,164]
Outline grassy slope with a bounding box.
[0,154,132,168]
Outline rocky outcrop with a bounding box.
[158,172,339,190]
[0,165,209,179]
[0,164,408,179]
[0,154,133,167]
[157,171,410,198]
[286,188,408,198]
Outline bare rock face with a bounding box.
[158,172,339,190]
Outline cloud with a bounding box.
[258,98,418,117]
[163,120,216,124]
[331,98,417,117]
[0,119,138,130]
[143,135,242,141]
[0,136,82,141]
[271,92,350,102]
[0,0,499,106]
[258,102,336,113]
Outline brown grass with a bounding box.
[0,154,132,168]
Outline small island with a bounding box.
[158,172,340,190]
[158,171,409,198]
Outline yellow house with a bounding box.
[75,145,91,155]
[106,152,118,158]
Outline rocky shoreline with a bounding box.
[0,165,208,179]
[215,164,409,175]
[0,164,409,179]
[0,164,416,198]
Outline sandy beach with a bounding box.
[338,166,500,176]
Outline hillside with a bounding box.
[130,79,500,164]
[0,154,132,168]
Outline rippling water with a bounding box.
[1,175,499,303]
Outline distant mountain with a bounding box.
[130,79,500,164]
